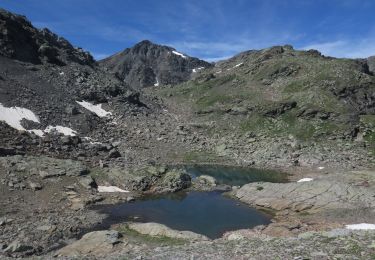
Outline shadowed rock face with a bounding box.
[99,40,212,89]
[0,8,94,65]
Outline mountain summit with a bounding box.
[99,40,212,89]
[0,8,94,65]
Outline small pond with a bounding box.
[93,165,287,239]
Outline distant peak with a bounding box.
[135,40,155,47]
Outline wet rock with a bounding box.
[197,175,217,186]
[126,196,135,202]
[159,170,191,192]
[57,230,121,256]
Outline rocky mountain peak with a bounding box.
[99,40,212,89]
[0,8,94,65]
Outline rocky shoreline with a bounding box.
[0,7,374,259]
[0,152,374,258]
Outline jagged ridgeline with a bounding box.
[157,45,375,147]
[0,9,93,65]
[0,8,146,141]
[99,40,212,89]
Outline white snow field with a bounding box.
[76,100,112,117]
[172,50,187,58]
[97,186,129,193]
[297,178,314,182]
[45,125,77,136]
[345,223,375,230]
[0,103,40,130]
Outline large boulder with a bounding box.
[127,222,209,241]
[234,170,375,213]
[158,170,192,192]
[57,230,121,256]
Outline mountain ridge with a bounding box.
[99,39,213,89]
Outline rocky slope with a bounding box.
[99,40,212,89]
[153,45,375,168]
[0,8,375,260]
[368,56,375,74]
[0,8,93,65]
[0,8,156,163]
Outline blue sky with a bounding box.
[2,0,375,61]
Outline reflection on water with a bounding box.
[93,191,271,239]
[92,165,286,239]
[185,165,287,186]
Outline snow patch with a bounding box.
[0,103,78,137]
[97,186,129,193]
[76,101,112,118]
[27,129,45,137]
[345,223,375,230]
[45,126,77,136]
[192,67,205,73]
[318,166,325,170]
[154,78,159,87]
[234,62,243,68]
[83,137,103,145]
[0,103,40,130]
[172,50,187,58]
[297,178,313,183]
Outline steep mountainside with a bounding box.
[155,45,375,166]
[0,8,151,159]
[99,40,212,89]
[0,9,93,65]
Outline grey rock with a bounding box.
[79,175,97,189]
[160,170,191,192]
[57,230,121,256]
[197,175,217,186]
[107,149,121,159]
[28,181,42,191]
[127,222,209,241]
[234,170,375,213]
[126,196,135,202]
[4,240,33,253]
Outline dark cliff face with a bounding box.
[99,40,213,89]
[0,8,94,65]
